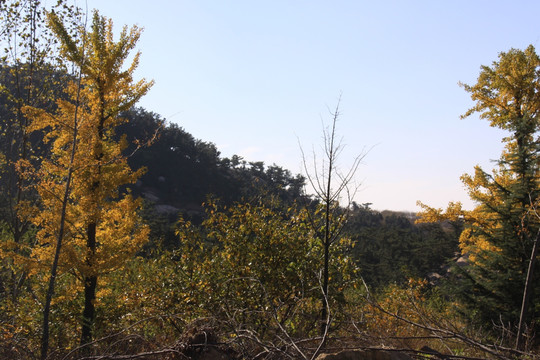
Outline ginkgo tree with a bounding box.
[418,45,540,349]
[22,10,153,352]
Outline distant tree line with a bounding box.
[114,107,461,284]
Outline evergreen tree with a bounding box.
[419,45,540,343]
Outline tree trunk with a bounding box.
[40,167,74,360]
[320,201,330,336]
[516,229,540,350]
[81,223,97,346]
[321,241,329,334]
[81,275,97,346]
[40,49,84,360]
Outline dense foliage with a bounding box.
[0,1,538,359]
[119,108,306,216]
[418,45,540,349]
[346,203,459,287]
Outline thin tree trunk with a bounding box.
[320,105,337,337]
[516,229,540,350]
[320,201,330,336]
[40,166,74,360]
[321,239,329,335]
[40,37,85,358]
[40,153,78,359]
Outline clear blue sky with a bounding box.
[84,0,540,211]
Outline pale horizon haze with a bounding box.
[83,0,539,212]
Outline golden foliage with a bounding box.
[0,10,154,351]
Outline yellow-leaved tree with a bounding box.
[22,10,153,353]
[417,45,540,349]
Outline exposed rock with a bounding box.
[427,271,442,285]
[143,191,160,202]
[154,204,180,214]
[316,349,413,360]
[455,254,469,267]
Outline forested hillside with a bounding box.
[0,2,539,360]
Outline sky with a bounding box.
[81,0,540,212]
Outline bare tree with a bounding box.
[300,96,366,337]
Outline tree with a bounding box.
[24,10,153,349]
[0,1,81,350]
[346,205,459,288]
[300,97,365,337]
[418,45,540,348]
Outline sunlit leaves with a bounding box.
[421,45,540,332]
[174,198,358,339]
[461,45,540,132]
[7,9,154,350]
